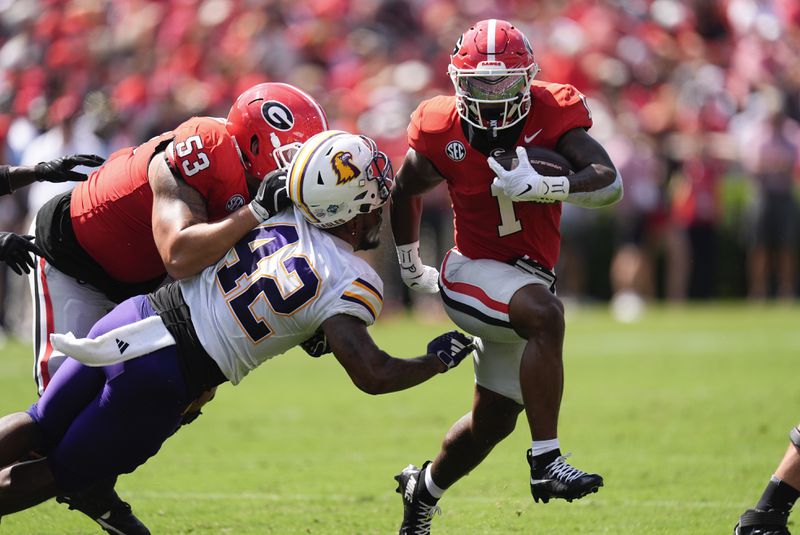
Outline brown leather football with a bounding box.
[490,146,574,176]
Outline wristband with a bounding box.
[248,201,270,222]
[540,175,569,201]
[396,241,424,274]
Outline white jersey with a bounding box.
[180,208,384,385]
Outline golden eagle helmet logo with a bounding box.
[331,151,361,185]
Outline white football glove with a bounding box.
[396,241,440,293]
[487,146,570,203]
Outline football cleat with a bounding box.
[734,508,791,535]
[57,479,150,535]
[527,449,603,504]
[394,462,442,535]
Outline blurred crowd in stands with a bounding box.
[0,0,799,337]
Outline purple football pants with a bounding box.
[27,295,191,492]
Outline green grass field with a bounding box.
[0,303,798,534]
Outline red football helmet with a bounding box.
[449,19,539,130]
[226,83,329,180]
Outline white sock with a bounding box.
[423,466,446,499]
[531,438,560,457]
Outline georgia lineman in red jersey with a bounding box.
[31,83,327,396]
[23,83,327,534]
[390,19,623,533]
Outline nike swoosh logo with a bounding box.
[531,478,554,484]
[519,184,533,195]
[523,128,543,144]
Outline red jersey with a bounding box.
[70,117,250,283]
[408,81,592,269]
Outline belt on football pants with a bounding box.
[511,256,557,294]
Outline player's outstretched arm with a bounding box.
[321,314,475,395]
[0,155,105,196]
[149,155,261,280]
[556,128,622,208]
[390,149,444,293]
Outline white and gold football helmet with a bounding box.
[287,130,393,229]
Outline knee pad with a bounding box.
[790,426,800,451]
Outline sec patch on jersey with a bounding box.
[490,146,574,176]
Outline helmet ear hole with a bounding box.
[250,135,260,155]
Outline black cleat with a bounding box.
[57,478,150,535]
[394,462,442,535]
[734,508,791,535]
[527,449,603,504]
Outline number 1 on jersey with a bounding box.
[491,183,522,236]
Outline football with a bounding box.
[490,146,574,176]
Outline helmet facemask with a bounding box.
[356,135,394,214]
[449,62,538,130]
[270,132,303,172]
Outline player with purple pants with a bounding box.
[0,131,477,530]
[27,295,190,492]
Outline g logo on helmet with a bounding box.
[261,101,294,131]
[331,151,361,185]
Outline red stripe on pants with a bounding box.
[38,257,55,392]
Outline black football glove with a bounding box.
[249,169,290,222]
[0,233,42,275]
[427,330,477,372]
[34,154,105,183]
[300,331,331,358]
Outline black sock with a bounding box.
[531,449,562,473]
[756,476,800,514]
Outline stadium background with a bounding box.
[0,0,799,326]
[0,1,799,533]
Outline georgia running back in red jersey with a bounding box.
[70,117,248,283]
[408,80,592,270]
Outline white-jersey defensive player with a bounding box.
[0,131,476,525]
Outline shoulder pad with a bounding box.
[166,117,243,196]
[411,96,458,134]
[530,81,587,108]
